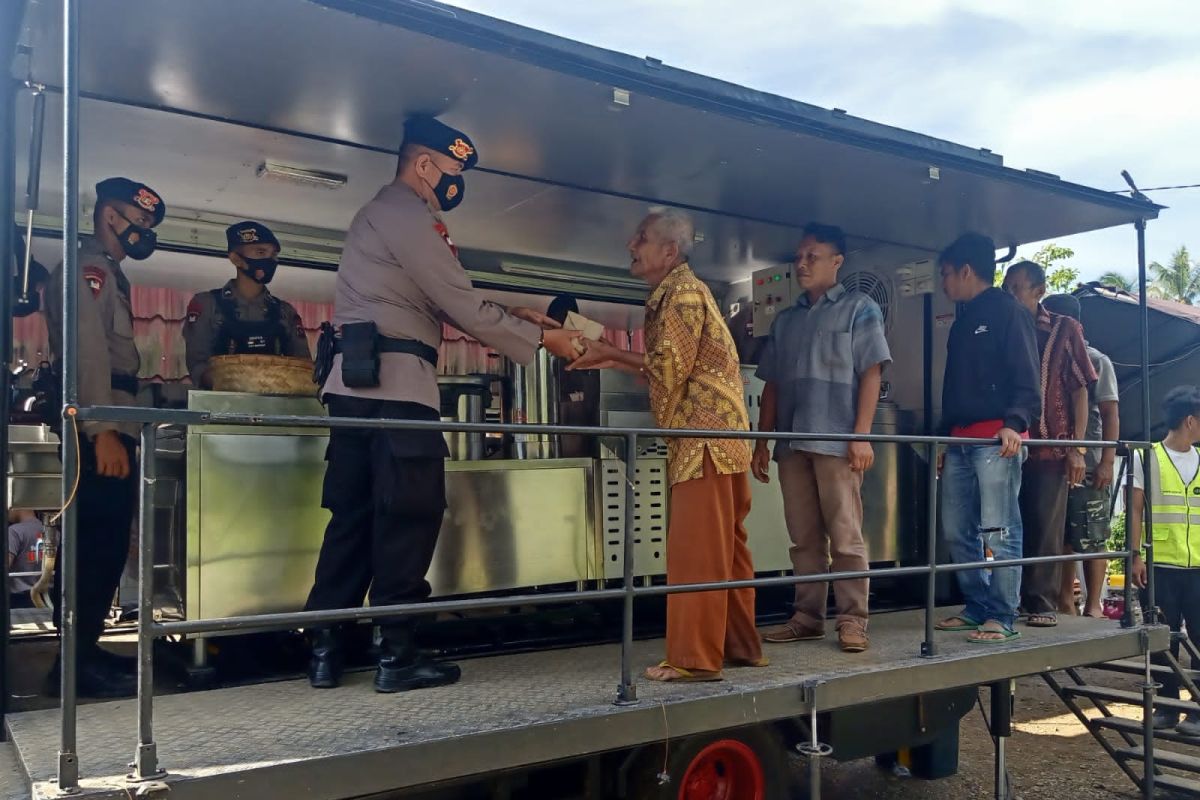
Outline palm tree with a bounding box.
[1096,271,1136,293]
[1150,246,1200,305]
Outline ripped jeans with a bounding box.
[941,444,1026,630]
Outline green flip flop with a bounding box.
[935,615,981,632]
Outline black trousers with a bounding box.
[1149,566,1200,700]
[305,395,447,643]
[1019,460,1070,615]
[52,433,137,661]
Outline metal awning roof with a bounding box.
[12,0,1162,287]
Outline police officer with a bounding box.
[183,221,311,387]
[305,116,580,693]
[42,176,166,698]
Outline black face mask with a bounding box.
[424,164,465,212]
[241,256,279,285]
[115,213,157,261]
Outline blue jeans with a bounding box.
[941,445,1025,630]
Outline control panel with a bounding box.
[751,264,794,337]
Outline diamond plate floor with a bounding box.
[4,610,1147,799]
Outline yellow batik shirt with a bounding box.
[643,263,752,485]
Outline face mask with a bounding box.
[424,163,465,212]
[115,213,157,260]
[241,256,279,285]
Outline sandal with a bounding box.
[935,615,981,632]
[1026,614,1058,628]
[645,661,723,682]
[968,622,1021,644]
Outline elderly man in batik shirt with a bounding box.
[572,209,763,682]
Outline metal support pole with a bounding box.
[1122,447,1136,628]
[131,425,163,781]
[921,442,938,656]
[1141,641,1157,799]
[615,432,638,705]
[991,680,1013,800]
[58,0,82,791]
[0,75,18,744]
[1135,220,1156,625]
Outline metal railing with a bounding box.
[45,402,1158,794]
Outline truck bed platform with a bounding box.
[4,610,1166,800]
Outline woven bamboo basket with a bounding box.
[208,354,317,397]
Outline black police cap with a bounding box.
[95,177,166,227]
[225,221,281,253]
[402,116,478,170]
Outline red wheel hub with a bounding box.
[678,739,765,800]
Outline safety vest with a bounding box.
[1147,442,1200,568]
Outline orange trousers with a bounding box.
[665,454,762,672]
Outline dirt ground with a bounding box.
[813,668,1183,799]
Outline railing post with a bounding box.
[131,424,164,781]
[58,0,82,791]
[921,441,939,657]
[1122,447,1136,628]
[615,432,639,705]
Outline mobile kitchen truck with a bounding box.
[1,1,1189,799]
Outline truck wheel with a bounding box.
[629,726,792,800]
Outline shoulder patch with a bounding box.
[433,221,458,258]
[186,297,203,324]
[83,266,106,297]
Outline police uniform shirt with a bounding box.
[323,183,541,410]
[43,235,141,438]
[182,280,312,387]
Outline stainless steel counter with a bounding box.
[184,392,595,621]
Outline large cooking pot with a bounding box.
[438,375,491,461]
[503,349,560,459]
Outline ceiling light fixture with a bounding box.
[256,161,348,189]
[500,261,645,291]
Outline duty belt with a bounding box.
[334,335,439,368]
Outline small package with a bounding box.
[564,311,604,356]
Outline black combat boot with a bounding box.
[308,628,343,689]
[374,629,460,693]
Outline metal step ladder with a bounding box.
[1043,633,1200,798]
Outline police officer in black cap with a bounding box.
[42,176,166,698]
[183,221,311,387]
[304,116,580,693]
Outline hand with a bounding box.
[996,428,1023,458]
[1131,555,1147,589]
[1093,457,1115,489]
[848,440,875,472]
[1066,449,1086,487]
[93,430,130,479]
[751,442,772,484]
[510,307,562,329]
[541,328,582,360]
[568,338,621,371]
[937,449,946,476]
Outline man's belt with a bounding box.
[111,373,139,395]
[334,335,439,368]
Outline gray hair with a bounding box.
[646,207,695,263]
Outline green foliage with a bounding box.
[1097,271,1136,293]
[1149,245,1200,304]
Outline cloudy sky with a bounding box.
[444,0,1199,283]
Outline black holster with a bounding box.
[338,321,381,388]
[313,321,336,389]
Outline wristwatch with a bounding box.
[1074,446,1088,455]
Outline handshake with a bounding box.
[508,307,621,369]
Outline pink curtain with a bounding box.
[13,288,644,382]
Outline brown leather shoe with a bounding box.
[762,620,825,643]
[838,625,869,653]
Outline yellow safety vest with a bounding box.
[1147,442,1200,568]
